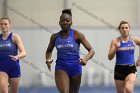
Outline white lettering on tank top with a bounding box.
[57,44,73,48]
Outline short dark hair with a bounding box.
[62,9,72,16]
[118,20,130,30]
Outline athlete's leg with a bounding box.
[8,77,20,93]
[55,70,69,93]
[115,80,125,93]
[69,74,82,93]
[0,72,9,93]
[125,73,136,93]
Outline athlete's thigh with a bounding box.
[55,70,69,92]
[0,72,9,83]
[9,77,20,93]
[125,73,136,90]
[0,72,9,91]
[69,74,82,93]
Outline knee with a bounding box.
[0,88,8,93]
[69,88,79,93]
[70,90,78,93]
[116,90,125,93]
[0,91,8,93]
[0,82,8,93]
[125,87,133,93]
[57,87,69,93]
[0,86,8,93]
[59,90,69,93]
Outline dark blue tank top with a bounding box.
[0,33,18,61]
[55,29,80,65]
[116,37,135,65]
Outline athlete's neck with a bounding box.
[2,31,10,40]
[60,30,70,39]
[121,36,129,42]
[61,29,70,34]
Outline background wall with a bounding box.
[0,0,139,27]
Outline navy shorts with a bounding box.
[0,61,21,78]
[114,64,137,80]
[55,63,82,78]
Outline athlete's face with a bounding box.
[0,19,11,33]
[59,14,72,31]
[119,24,130,37]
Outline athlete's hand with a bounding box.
[9,55,19,61]
[80,58,87,66]
[46,59,53,72]
[115,41,120,49]
[136,57,140,66]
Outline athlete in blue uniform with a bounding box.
[45,9,95,93]
[0,17,26,93]
[108,21,140,93]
